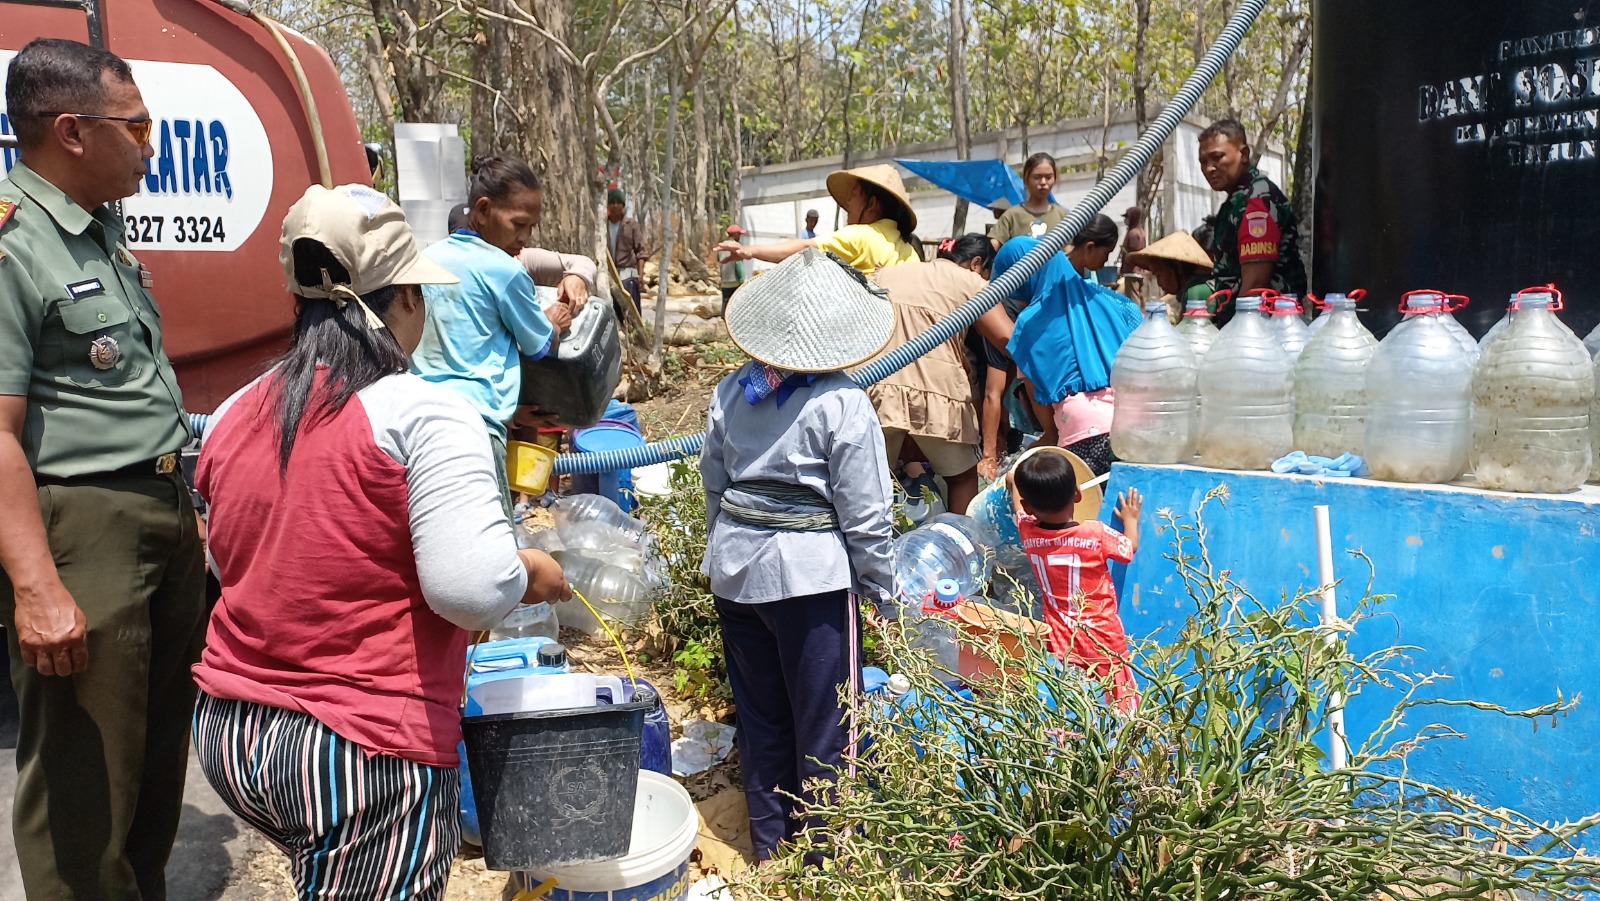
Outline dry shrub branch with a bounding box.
[746,486,1600,899]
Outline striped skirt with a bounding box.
[192,691,461,900]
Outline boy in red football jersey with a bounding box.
[1007,451,1142,710]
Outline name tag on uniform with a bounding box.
[66,278,106,300]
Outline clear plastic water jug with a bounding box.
[1591,359,1600,482]
[551,494,647,548]
[893,513,993,603]
[1174,292,1225,363]
[1365,291,1476,483]
[1197,293,1295,470]
[552,550,651,630]
[908,579,961,676]
[1479,296,1517,350]
[1583,319,1600,359]
[1471,288,1593,492]
[1265,293,1312,360]
[1110,301,1200,463]
[492,602,561,642]
[1292,292,1379,457]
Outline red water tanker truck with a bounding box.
[2,0,370,411]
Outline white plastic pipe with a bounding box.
[1314,505,1348,770]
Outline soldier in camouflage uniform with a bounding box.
[1197,119,1307,308]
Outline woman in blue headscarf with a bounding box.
[996,217,1141,474]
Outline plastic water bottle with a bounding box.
[1111,300,1199,463]
[1478,295,1519,350]
[552,550,650,629]
[1365,290,1476,483]
[1582,319,1600,359]
[1439,299,1482,364]
[1174,295,1221,362]
[1292,293,1379,457]
[551,494,647,548]
[1197,292,1295,470]
[1471,288,1593,492]
[1266,294,1312,360]
[892,513,992,603]
[908,579,961,676]
[1305,294,1331,335]
[491,602,560,642]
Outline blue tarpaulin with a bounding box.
[893,158,1031,209]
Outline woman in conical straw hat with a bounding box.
[715,164,921,275]
[700,248,897,864]
[1124,230,1215,322]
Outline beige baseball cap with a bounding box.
[279,184,458,298]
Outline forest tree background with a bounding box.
[264,0,1310,263]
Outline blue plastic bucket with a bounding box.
[601,400,640,431]
[574,424,647,510]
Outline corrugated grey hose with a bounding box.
[191,0,1268,468]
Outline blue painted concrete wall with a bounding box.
[1101,463,1600,825]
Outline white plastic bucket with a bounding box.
[532,770,698,901]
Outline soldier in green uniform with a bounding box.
[1197,118,1308,306]
[0,39,206,900]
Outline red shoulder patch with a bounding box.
[0,200,15,232]
[1237,197,1280,263]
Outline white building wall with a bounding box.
[738,112,1287,266]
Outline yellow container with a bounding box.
[507,440,558,495]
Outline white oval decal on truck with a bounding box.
[1,54,273,252]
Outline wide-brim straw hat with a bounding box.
[825,164,918,232]
[1125,231,1213,271]
[725,249,894,373]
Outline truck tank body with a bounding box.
[2,0,371,410]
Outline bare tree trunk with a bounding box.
[513,0,590,251]
[651,74,682,367]
[727,9,743,230]
[468,0,512,156]
[691,86,711,252]
[366,0,437,120]
[363,31,397,135]
[1291,67,1315,286]
[949,0,971,236]
[1132,0,1160,223]
[1260,19,1312,143]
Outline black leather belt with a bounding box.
[36,452,180,485]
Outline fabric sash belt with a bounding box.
[720,479,839,532]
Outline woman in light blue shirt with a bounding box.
[411,156,572,511]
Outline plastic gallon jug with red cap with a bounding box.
[1471,287,1593,493]
[1364,290,1476,483]
[1265,293,1312,360]
[1110,301,1199,464]
[1293,291,1379,457]
[1197,292,1294,470]
[1175,290,1228,363]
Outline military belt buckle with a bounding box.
[155,453,178,475]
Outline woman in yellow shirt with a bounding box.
[716,165,921,275]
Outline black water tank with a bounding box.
[1314,1,1600,337]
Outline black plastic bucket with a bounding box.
[462,699,650,871]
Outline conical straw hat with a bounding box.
[1125,231,1213,271]
[825,164,918,232]
[725,249,894,373]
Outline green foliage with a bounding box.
[744,487,1600,900]
[638,460,729,700]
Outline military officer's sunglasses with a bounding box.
[38,112,154,146]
